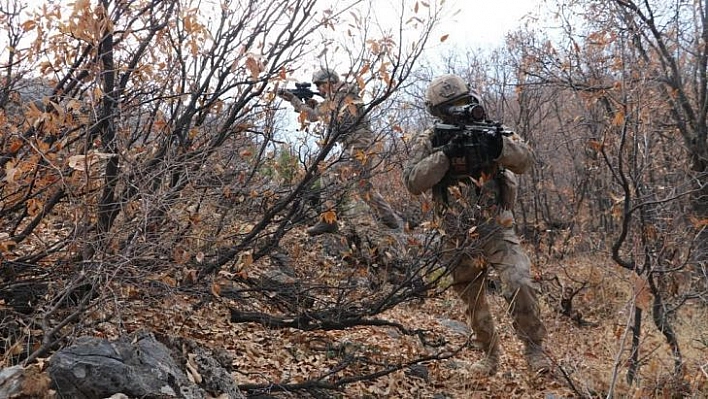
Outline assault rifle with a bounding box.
[432,104,510,179]
[432,121,507,149]
[283,82,322,101]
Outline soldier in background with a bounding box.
[402,74,550,377]
[278,68,400,235]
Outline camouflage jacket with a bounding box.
[290,82,373,152]
[403,126,533,237]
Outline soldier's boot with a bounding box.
[469,343,500,378]
[307,220,338,236]
[524,344,551,375]
[367,192,400,229]
[379,212,400,229]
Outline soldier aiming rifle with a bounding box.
[403,74,551,378]
[277,68,400,235]
[430,102,514,180]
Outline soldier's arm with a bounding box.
[403,129,450,195]
[496,131,533,175]
[290,97,321,122]
[293,90,354,124]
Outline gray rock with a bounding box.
[0,365,23,398]
[439,318,470,335]
[49,332,194,398]
[48,331,244,399]
[405,364,429,381]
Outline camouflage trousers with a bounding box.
[444,224,546,355]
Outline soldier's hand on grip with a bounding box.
[442,134,467,159]
[479,130,503,160]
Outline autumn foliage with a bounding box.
[0,0,706,398]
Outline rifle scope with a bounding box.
[443,104,486,122]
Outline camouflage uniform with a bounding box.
[403,74,549,376]
[281,69,399,234]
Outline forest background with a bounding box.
[0,0,706,398]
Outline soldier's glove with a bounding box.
[277,88,295,101]
[441,134,467,159]
[477,130,503,161]
[305,98,318,108]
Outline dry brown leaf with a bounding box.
[211,281,222,297]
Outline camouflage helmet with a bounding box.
[425,74,482,114]
[312,68,340,84]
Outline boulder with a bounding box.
[48,330,244,399]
